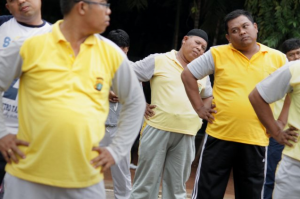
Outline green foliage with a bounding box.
[245,0,300,49]
[191,6,198,14]
[189,0,246,45]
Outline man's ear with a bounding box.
[76,1,88,15]
[225,34,230,43]
[254,22,258,33]
[5,3,12,14]
[182,36,189,44]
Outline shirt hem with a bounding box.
[6,167,103,188]
[206,131,269,146]
[282,152,300,161]
[146,121,199,136]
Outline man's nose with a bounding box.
[240,29,246,35]
[18,0,26,4]
[196,45,204,55]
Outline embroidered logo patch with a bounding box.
[95,77,104,91]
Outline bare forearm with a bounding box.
[203,96,213,109]
[181,68,204,112]
[249,88,281,137]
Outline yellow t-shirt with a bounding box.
[145,50,211,135]
[207,44,286,146]
[282,64,300,160]
[6,21,124,187]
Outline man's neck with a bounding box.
[16,13,43,26]
[176,50,190,68]
[59,18,90,57]
[239,43,260,60]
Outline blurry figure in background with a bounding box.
[100,29,134,199]
[282,38,300,62]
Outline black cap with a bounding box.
[186,29,208,43]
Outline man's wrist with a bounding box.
[269,126,282,138]
[0,129,9,139]
[276,120,285,130]
[195,104,205,112]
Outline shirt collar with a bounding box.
[52,20,97,46]
[228,42,269,54]
[166,50,177,61]
[166,50,184,67]
[257,43,269,53]
[168,50,197,69]
[16,18,48,28]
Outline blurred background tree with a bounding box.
[245,0,300,49]
[1,0,300,57]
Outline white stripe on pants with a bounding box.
[192,133,208,199]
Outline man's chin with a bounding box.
[192,54,201,60]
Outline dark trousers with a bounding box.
[192,134,266,199]
[263,137,284,199]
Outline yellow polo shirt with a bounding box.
[207,44,286,146]
[142,50,212,135]
[6,21,124,187]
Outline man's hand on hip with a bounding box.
[0,134,29,164]
[91,147,115,173]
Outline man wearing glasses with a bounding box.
[0,0,145,199]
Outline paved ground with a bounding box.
[103,164,235,199]
[105,189,115,199]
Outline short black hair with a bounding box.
[107,29,130,48]
[281,38,300,54]
[224,9,254,34]
[186,29,208,43]
[60,0,77,16]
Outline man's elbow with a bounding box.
[249,88,257,105]
[181,69,187,83]
[181,68,192,85]
[249,88,264,107]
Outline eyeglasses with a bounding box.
[74,0,110,9]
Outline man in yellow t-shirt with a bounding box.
[249,61,300,199]
[130,29,214,199]
[182,9,286,199]
[264,38,300,199]
[0,1,145,199]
